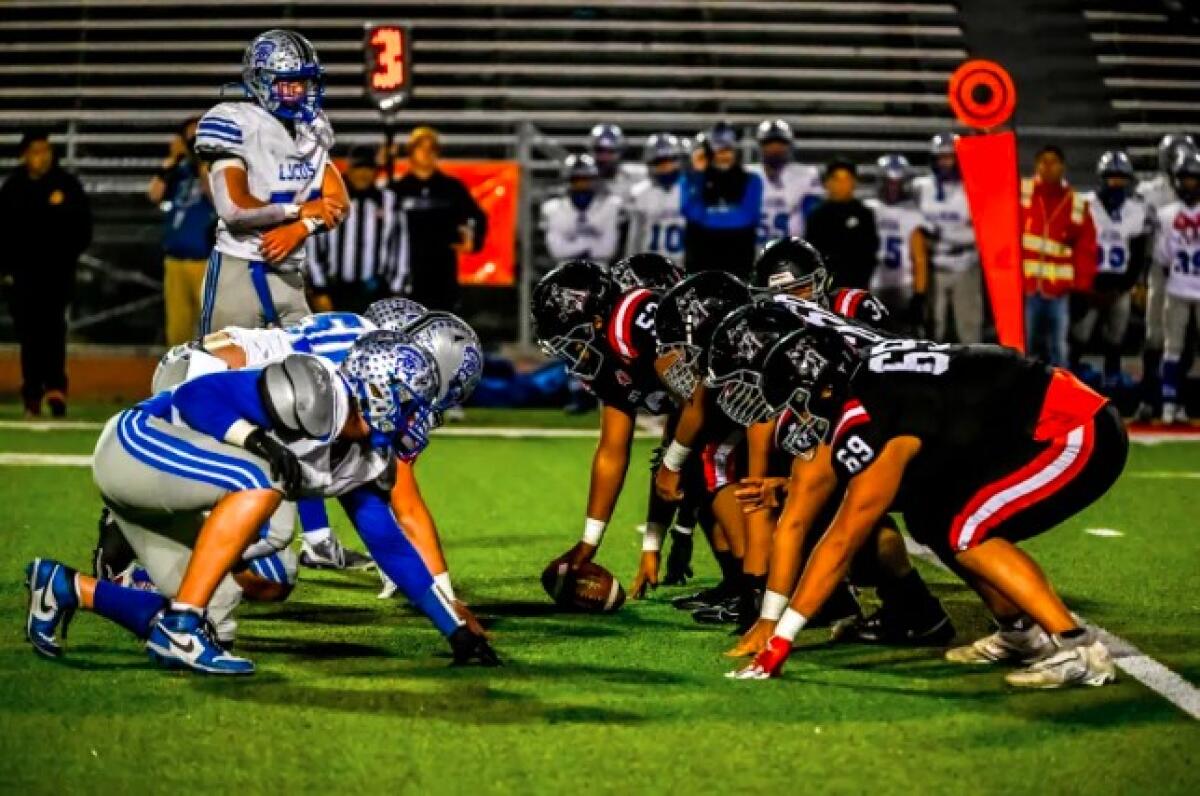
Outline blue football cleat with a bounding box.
[25,558,79,658]
[146,609,255,676]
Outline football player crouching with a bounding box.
[26,331,498,674]
[531,259,683,591]
[731,328,1125,688]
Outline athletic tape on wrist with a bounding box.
[760,590,789,621]
[642,523,665,552]
[433,571,455,603]
[775,608,808,642]
[582,517,607,546]
[662,440,691,472]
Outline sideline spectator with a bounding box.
[147,116,217,346]
[748,118,824,244]
[625,133,687,267]
[1154,151,1200,425]
[913,133,982,344]
[306,146,401,314]
[1020,144,1096,367]
[392,126,487,311]
[0,131,92,417]
[681,121,762,278]
[805,157,878,289]
[541,153,621,265]
[589,123,646,207]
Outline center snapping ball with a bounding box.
[541,559,626,613]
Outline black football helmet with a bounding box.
[531,259,617,379]
[610,252,684,293]
[705,300,804,426]
[656,272,753,399]
[753,237,829,301]
[761,326,861,459]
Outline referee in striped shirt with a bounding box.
[306,146,405,314]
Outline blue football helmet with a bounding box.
[707,121,739,152]
[402,312,483,410]
[364,297,428,332]
[340,330,440,460]
[589,123,625,153]
[564,153,600,181]
[1157,133,1197,175]
[242,29,325,122]
[876,154,912,202]
[1096,150,1136,181]
[756,119,794,146]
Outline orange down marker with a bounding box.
[948,60,1025,352]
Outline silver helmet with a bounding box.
[242,29,325,122]
[340,330,440,460]
[402,311,483,409]
[364,297,428,332]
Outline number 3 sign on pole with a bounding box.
[364,23,412,113]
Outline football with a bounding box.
[540,559,626,613]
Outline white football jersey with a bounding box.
[1154,202,1200,301]
[1083,193,1152,276]
[197,101,334,271]
[222,311,376,368]
[626,178,686,266]
[749,162,824,243]
[913,174,977,273]
[1137,174,1179,220]
[540,193,623,263]
[602,162,649,206]
[865,199,931,292]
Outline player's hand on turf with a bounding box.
[662,528,694,586]
[735,477,788,513]
[726,636,791,680]
[725,618,776,658]
[449,626,501,667]
[654,465,684,502]
[630,551,660,599]
[454,600,489,638]
[261,221,310,264]
[244,429,304,499]
[561,541,597,571]
[300,196,347,230]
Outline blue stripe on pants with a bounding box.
[248,260,280,326]
[115,410,270,493]
[199,250,220,335]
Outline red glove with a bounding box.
[725,635,792,680]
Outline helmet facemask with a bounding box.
[539,322,605,381]
[711,371,773,427]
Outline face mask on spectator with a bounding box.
[653,169,680,190]
[569,189,595,210]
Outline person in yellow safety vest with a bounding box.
[1021,145,1097,367]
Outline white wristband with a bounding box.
[775,607,808,643]
[283,203,301,220]
[224,419,258,447]
[760,590,789,621]
[642,522,665,552]
[582,517,607,546]
[433,571,455,603]
[301,217,321,234]
[662,440,692,472]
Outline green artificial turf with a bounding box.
[0,409,1197,793]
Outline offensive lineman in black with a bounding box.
[731,329,1127,689]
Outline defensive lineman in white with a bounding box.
[196,29,349,333]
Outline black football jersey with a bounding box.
[828,288,891,332]
[583,288,675,416]
[771,294,891,351]
[826,342,1054,503]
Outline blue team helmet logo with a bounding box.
[252,39,276,68]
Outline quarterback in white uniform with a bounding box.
[867,154,931,330]
[195,29,349,334]
[1154,151,1200,424]
[914,132,982,344]
[748,119,823,244]
[1072,152,1152,387]
[626,132,687,267]
[541,153,622,264]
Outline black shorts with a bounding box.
[904,404,1128,563]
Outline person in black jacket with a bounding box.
[681,122,763,279]
[391,127,487,311]
[0,131,92,417]
[805,157,879,290]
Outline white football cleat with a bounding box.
[377,573,398,599]
[945,623,1051,665]
[1005,637,1115,689]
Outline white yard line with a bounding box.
[0,453,93,467]
[903,537,1200,720]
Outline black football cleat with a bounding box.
[833,603,956,646]
[671,582,732,611]
[449,627,502,667]
[691,596,741,625]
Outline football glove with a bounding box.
[244,428,304,499]
[449,626,502,667]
